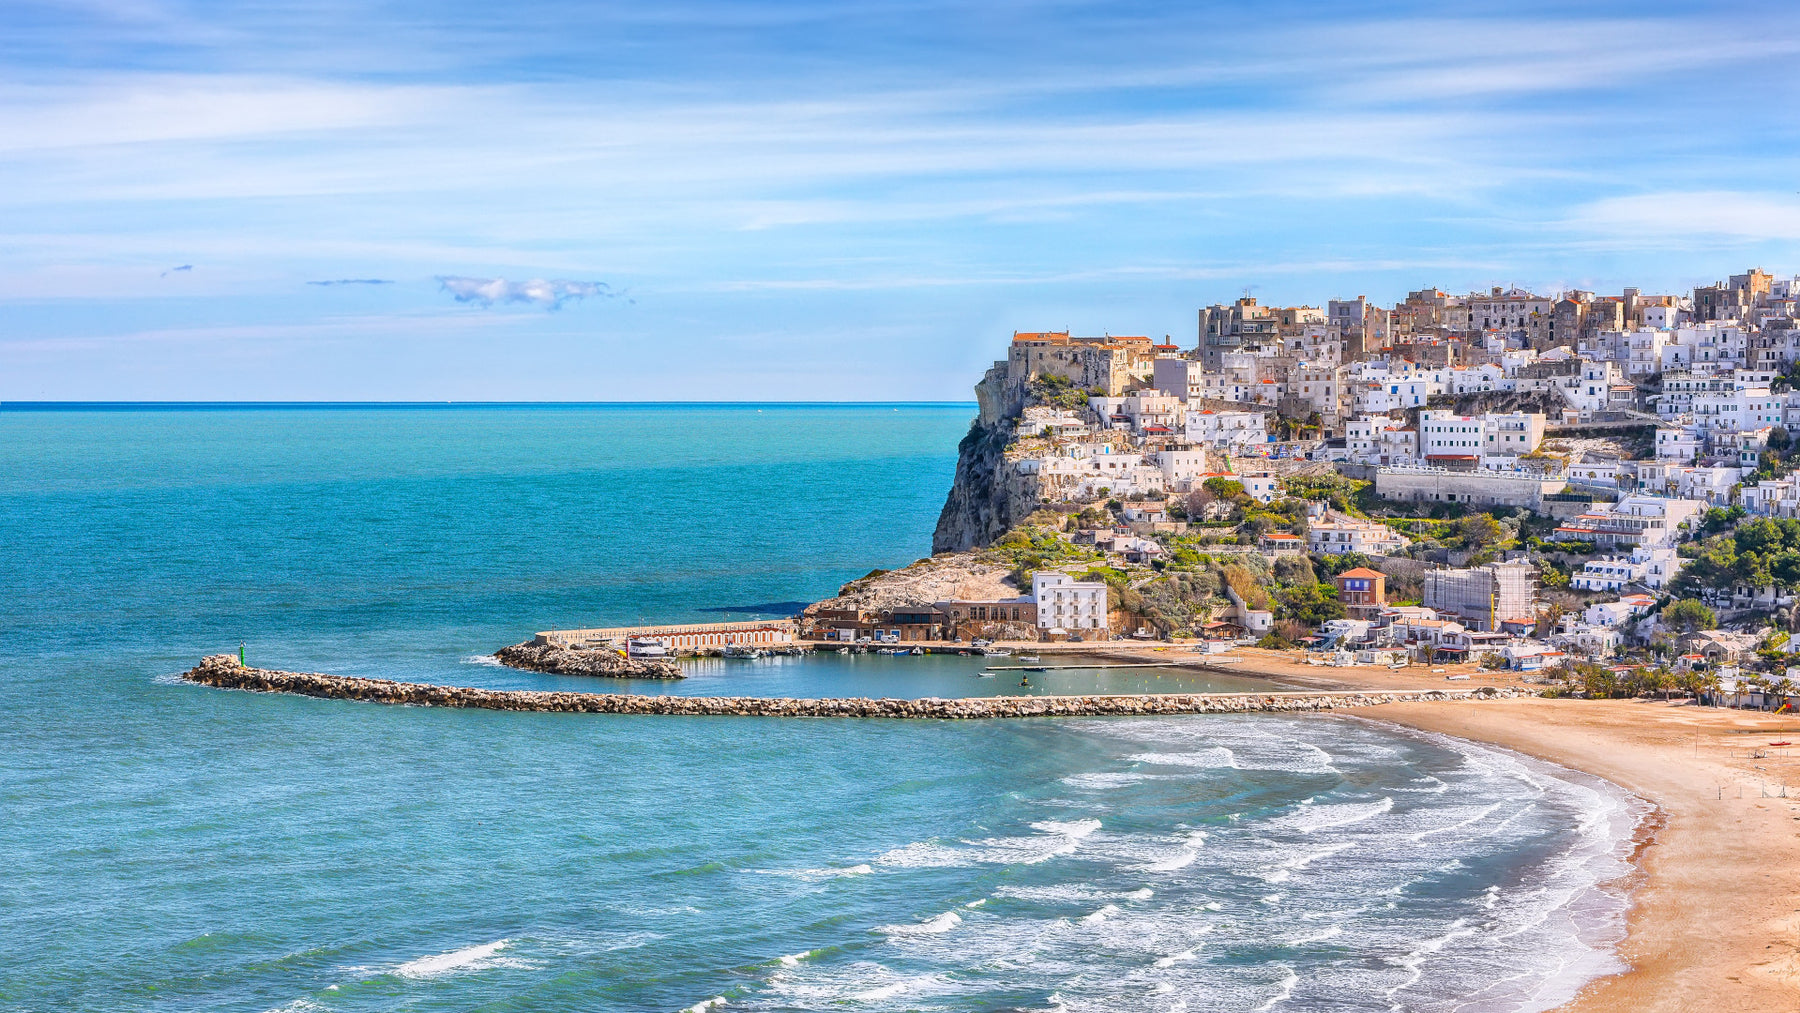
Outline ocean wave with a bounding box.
[1407,800,1506,842]
[392,939,529,979]
[1266,796,1392,834]
[875,819,1101,869]
[1061,771,1153,790]
[1079,904,1121,924]
[683,997,727,1012]
[878,910,961,936]
[1253,965,1299,1011]
[1257,841,1356,883]
[1126,747,1236,769]
[751,864,872,880]
[460,654,504,666]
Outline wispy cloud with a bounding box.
[159,263,190,277]
[436,276,615,309]
[307,278,393,286]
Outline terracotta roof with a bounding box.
[1337,567,1385,579]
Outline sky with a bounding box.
[6,0,1800,400]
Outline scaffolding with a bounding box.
[1423,561,1538,631]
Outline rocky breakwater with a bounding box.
[493,641,684,679]
[181,655,1540,717]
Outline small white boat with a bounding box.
[1018,655,1040,662]
[627,637,669,659]
[723,644,765,659]
[910,646,925,656]
[981,648,1013,657]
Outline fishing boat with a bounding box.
[981,647,1013,657]
[723,644,765,659]
[909,646,925,655]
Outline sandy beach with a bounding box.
[1358,697,1800,1012]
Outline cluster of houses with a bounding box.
[823,268,1800,666]
[998,269,1800,523]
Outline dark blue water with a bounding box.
[0,405,1642,1012]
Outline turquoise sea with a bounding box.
[0,404,1642,1012]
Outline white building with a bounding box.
[1583,595,1656,627]
[1185,409,1268,451]
[1552,495,1705,549]
[1654,426,1700,462]
[1307,513,1409,555]
[1417,410,1546,469]
[1032,572,1109,635]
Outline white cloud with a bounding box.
[436,276,614,308]
[1567,191,1800,242]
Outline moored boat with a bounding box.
[627,637,669,659]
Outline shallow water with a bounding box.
[0,405,1643,1011]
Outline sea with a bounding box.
[0,403,1645,1012]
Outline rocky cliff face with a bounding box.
[932,363,1042,553]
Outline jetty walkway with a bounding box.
[180,655,1537,718]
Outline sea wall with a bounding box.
[181,655,1539,718]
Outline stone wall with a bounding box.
[181,655,1538,718]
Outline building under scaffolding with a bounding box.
[1423,561,1538,632]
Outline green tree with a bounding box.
[1664,598,1717,633]
[1202,477,1247,500]
[1458,513,1504,550]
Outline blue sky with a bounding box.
[6,0,1800,400]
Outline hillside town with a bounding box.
[809,268,1800,704]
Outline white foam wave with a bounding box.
[684,997,727,1012]
[752,864,872,880]
[878,911,961,936]
[393,939,526,979]
[1254,965,1299,1011]
[1286,924,1342,945]
[1154,948,1197,968]
[1407,801,1505,842]
[1062,771,1152,789]
[1140,848,1197,872]
[875,820,1100,870]
[1267,796,1392,834]
[461,654,505,666]
[261,1001,328,1013]
[1080,904,1121,924]
[1127,747,1237,768]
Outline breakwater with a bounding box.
[181,655,1538,717]
[494,641,684,679]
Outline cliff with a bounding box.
[803,552,1021,619]
[932,362,1043,553]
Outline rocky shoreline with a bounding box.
[181,654,1539,717]
[493,641,684,679]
